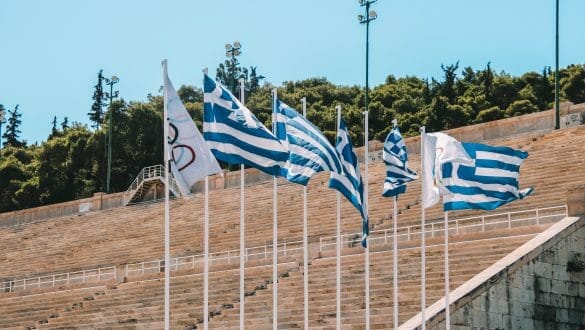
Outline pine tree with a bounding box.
[89,69,106,129]
[61,117,69,131]
[3,105,23,147]
[52,116,58,135]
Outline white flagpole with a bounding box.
[444,211,450,329]
[238,77,246,330]
[363,110,370,330]
[203,176,210,330]
[335,105,342,330]
[419,126,426,330]
[302,96,309,330]
[393,196,399,329]
[392,118,399,330]
[162,59,171,330]
[272,88,279,330]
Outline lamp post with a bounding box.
[225,41,242,95]
[554,0,560,130]
[358,0,378,123]
[105,75,119,194]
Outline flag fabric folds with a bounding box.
[382,127,417,197]
[422,132,474,209]
[328,118,368,247]
[442,142,533,211]
[164,72,222,195]
[274,99,342,185]
[203,75,289,176]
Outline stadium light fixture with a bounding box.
[105,75,120,194]
[225,41,243,94]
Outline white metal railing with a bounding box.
[124,164,181,204]
[124,205,566,277]
[2,266,116,293]
[125,239,305,277]
[319,205,568,251]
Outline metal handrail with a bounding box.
[2,266,116,293]
[123,205,567,277]
[319,205,568,251]
[123,165,182,204]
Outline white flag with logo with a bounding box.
[164,72,222,196]
[422,132,473,209]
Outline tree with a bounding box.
[88,69,106,129]
[51,116,58,135]
[61,117,69,130]
[3,105,24,148]
[505,100,538,117]
[561,64,585,104]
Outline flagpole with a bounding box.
[420,126,426,330]
[363,110,370,330]
[203,176,210,330]
[271,88,279,330]
[302,96,309,330]
[391,118,399,330]
[393,196,398,329]
[238,78,246,330]
[335,105,342,330]
[444,211,450,329]
[162,59,171,330]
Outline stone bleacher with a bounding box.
[0,110,584,328]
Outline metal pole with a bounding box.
[302,96,309,330]
[335,105,342,330]
[420,126,426,330]
[554,0,560,130]
[272,88,279,330]
[444,211,450,329]
[204,176,210,330]
[365,1,370,117]
[162,59,170,330]
[107,81,113,193]
[393,196,399,329]
[239,78,246,330]
[363,110,370,330]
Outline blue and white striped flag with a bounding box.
[203,75,289,176]
[274,99,342,185]
[442,142,533,211]
[328,118,369,247]
[382,127,417,197]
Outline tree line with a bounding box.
[1,61,584,213]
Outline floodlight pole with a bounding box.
[225,42,242,95]
[359,0,377,119]
[0,109,5,158]
[106,76,119,194]
[554,0,560,130]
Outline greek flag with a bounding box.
[328,118,368,247]
[274,99,342,185]
[382,127,417,197]
[203,74,289,176]
[442,142,533,211]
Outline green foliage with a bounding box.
[1,62,584,213]
[88,69,106,129]
[2,105,24,148]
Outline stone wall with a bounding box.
[441,219,585,329]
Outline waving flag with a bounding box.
[203,75,288,176]
[382,127,417,197]
[328,119,368,247]
[442,142,533,211]
[274,99,341,185]
[422,132,474,208]
[164,71,222,195]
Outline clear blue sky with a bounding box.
[1,0,584,144]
